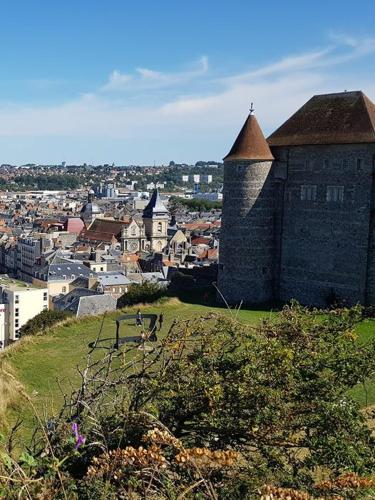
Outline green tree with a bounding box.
[20,309,71,336]
[117,281,166,307]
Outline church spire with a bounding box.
[224,110,274,161]
[143,189,169,219]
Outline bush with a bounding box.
[2,304,375,498]
[117,281,166,308]
[20,309,72,336]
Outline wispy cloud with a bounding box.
[0,35,374,163]
[101,55,209,92]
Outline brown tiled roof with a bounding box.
[267,91,375,147]
[191,236,211,246]
[121,253,139,263]
[224,114,274,161]
[79,230,118,244]
[86,218,130,238]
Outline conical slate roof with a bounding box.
[267,91,375,146]
[224,113,274,161]
[143,189,169,218]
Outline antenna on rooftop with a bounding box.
[249,102,255,115]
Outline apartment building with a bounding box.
[0,275,49,348]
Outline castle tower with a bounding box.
[143,189,169,252]
[217,108,276,305]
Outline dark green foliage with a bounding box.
[169,195,222,211]
[20,309,71,336]
[117,281,166,308]
[2,304,375,498]
[13,174,81,190]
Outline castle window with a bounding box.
[305,159,310,168]
[342,159,349,168]
[157,222,163,234]
[323,159,329,168]
[357,158,363,170]
[326,185,344,203]
[300,185,317,201]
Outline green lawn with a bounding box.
[0,299,272,437]
[1,299,374,438]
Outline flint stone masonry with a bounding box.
[218,92,375,307]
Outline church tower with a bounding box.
[143,189,169,252]
[217,107,276,305]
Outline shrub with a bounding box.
[117,281,166,308]
[2,304,375,498]
[19,309,72,336]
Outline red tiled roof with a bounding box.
[191,236,211,246]
[79,229,118,243]
[121,253,139,263]
[64,217,85,234]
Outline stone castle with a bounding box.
[218,91,375,306]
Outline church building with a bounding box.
[218,91,375,307]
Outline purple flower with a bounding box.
[71,422,86,449]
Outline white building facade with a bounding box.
[0,276,49,349]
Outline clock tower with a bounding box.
[142,189,169,253]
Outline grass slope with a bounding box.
[0,299,272,435]
[0,299,374,436]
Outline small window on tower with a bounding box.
[326,186,344,203]
[300,185,317,201]
[157,222,163,234]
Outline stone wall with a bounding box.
[217,159,275,304]
[273,143,375,306]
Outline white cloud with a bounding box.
[101,70,133,91]
[101,55,209,92]
[136,67,163,80]
[0,35,374,163]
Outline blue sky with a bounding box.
[0,0,374,164]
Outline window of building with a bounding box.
[326,185,344,202]
[357,158,363,170]
[43,292,48,301]
[43,305,48,311]
[300,185,317,201]
[15,308,19,317]
[323,159,329,168]
[62,286,67,293]
[342,159,349,168]
[157,222,163,234]
[100,267,104,271]
[15,319,19,327]
[305,159,310,168]
[15,295,19,304]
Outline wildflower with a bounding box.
[71,422,86,449]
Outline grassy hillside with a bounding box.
[0,298,374,438]
[0,299,273,436]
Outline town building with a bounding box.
[218,91,375,307]
[142,190,169,252]
[80,190,102,226]
[0,275,49,348]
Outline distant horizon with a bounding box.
[0,0,374,163]
[0,160,223,168]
